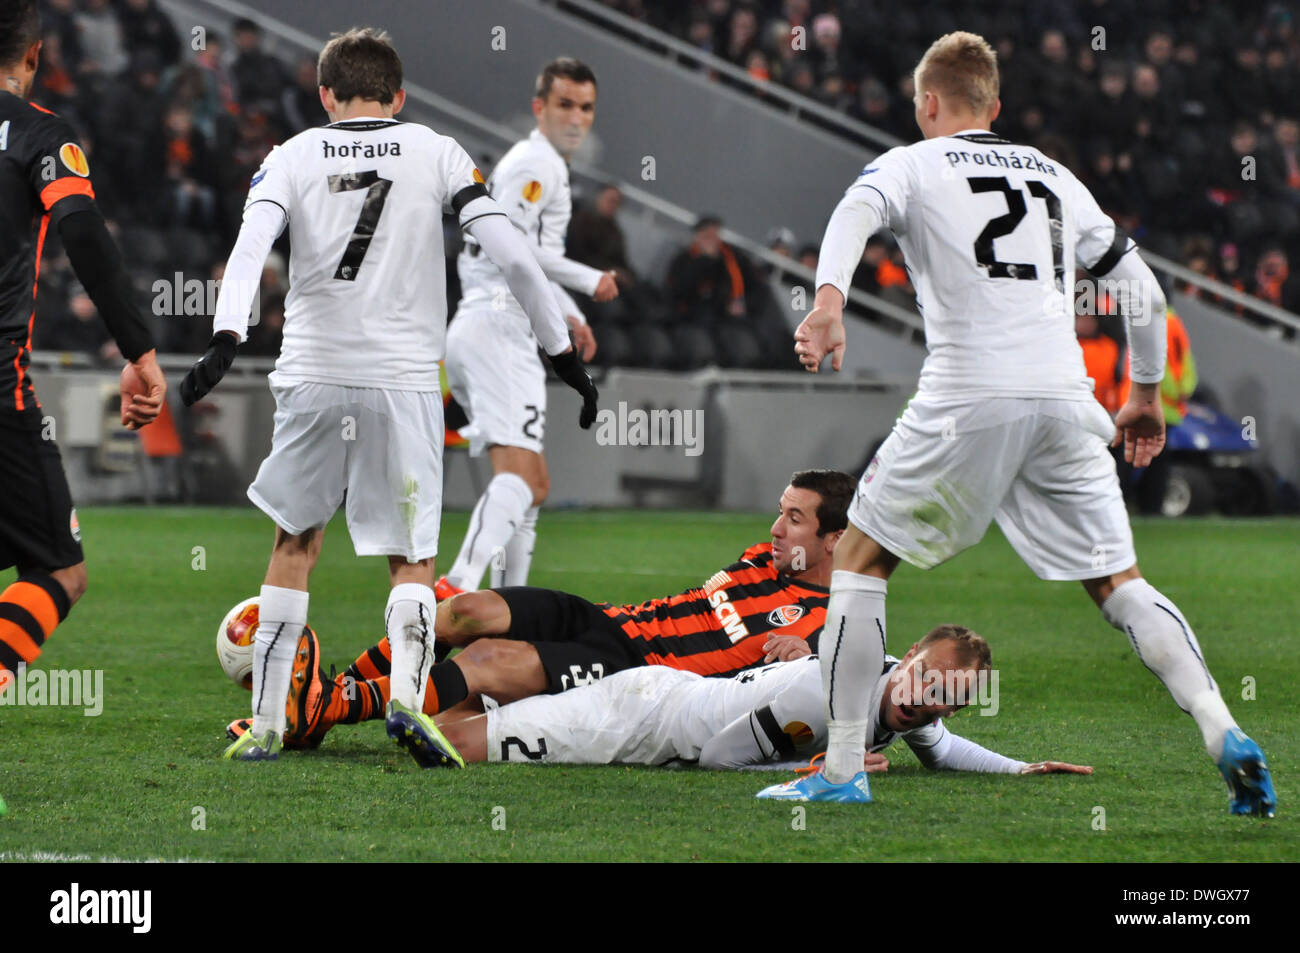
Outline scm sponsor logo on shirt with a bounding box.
[709,588,749,643]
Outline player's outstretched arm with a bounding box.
[465,209,570,354]
[1104,250,1169,467]
[467,208,599,427]
[58,209,165,429]
[1019,761,1093,775]
[179,201,285,405]
[796,181,887,373]
[908,727,1091,775]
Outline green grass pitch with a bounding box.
[0,507,1294,862]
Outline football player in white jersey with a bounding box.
[180,29,599,765]
[437,58,619,599]
[435,624,1090,781]
[762,32,1273,816]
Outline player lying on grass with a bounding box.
[433,624,1091,780]
[228,469,854,750]
[234,622,1091,781]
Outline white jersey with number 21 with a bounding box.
[836,129,1131,400]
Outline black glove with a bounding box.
[180,333,237,406]
[548,349,599,429]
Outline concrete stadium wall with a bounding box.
[34,366,907,511]
[1172,292,1300,487]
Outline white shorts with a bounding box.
[445,307,545,456]
[247,380,444,561]
[849,395,1136,580]
[486,667,690,765]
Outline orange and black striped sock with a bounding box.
[332,653,467,721]
[344,637,392,683]
[0,574,71,682]
[329,675,386,724]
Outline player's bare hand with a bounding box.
[592,271,619,303]
[763,635,812,663]
[120,349,167,430]
[1020,761,1093,775]
[1112,386,1166,468]
[863,752,890,773]
[567,316,597,361]
[794,307,845,373]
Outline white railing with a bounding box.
[1142,249,1300,335]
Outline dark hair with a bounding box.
[789,469,856,536]
[318,27,402,105]
[0,0,40,70]
[694,214,723,232]
[534,56,597,101]
[919,623,992,671]
[232,18,260,35]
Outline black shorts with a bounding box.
[0,410,84,573]
[496,586,644,693]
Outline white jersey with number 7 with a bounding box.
[242,117,487,391]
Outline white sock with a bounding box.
[447,473,533,591]
[251,584,308,739]
[820,571,889,783]
[491,506,539,588]
[1101,578,1236,759]
[386,582,437,711]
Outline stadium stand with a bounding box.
[586,0,1300,320]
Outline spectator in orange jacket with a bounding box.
[1077,309,1123,415]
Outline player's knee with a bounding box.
[528,471,549,507]
[1083,565,1143,608]
[437,716,485,763]
[457,639,541,696]
[438,591,496,644]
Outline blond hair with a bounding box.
[918,623,992,672]
[914,31,999,116]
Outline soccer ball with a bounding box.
[217,597,260,689]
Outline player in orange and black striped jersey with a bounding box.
[268,470,859,744]
[0,2,166,697]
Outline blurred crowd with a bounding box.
[29,2,797,370]
[560,191,797,368]
[598,0,1300,319]
[30,1,1299,376]
[29,2,325,362]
